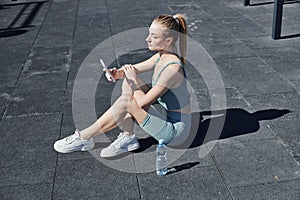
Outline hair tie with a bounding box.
[173,15,179,25]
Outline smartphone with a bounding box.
[99,59,116,82]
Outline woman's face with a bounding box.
[146,21,171,51]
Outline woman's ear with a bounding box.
[165,37,174,45]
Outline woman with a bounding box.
[54,14,191,157]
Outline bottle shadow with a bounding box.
[166,162,200,175]
[135,108,291,151]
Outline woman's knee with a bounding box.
[121,79,132,95]
[115,94,136,111]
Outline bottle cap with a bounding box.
[158,139,164,145]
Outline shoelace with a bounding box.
[65,129,80,142]
[111,133,127,146]
[112,133,125,145]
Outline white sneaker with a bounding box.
[54,129,94,153]
[100,132,140,157]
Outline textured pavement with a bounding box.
[0,0,300,199]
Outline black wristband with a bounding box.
[129,80,139,91]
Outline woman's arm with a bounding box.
[109,53,159,80]
[131,53,159,74]
[124,63,183,108]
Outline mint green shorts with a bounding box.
[139,104,191,146]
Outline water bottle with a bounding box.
[156,139,168,176]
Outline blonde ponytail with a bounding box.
[173,14,187,64]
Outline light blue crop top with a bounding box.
[152,57,190,110]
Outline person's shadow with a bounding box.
[98,108,290,173]
[135,108,290,151]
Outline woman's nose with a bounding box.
[146,35,150,42]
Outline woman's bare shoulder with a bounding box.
[151,53,160,61]
[161,54,180,63]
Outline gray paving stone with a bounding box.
[77,0,108,15]
[197,36,243,47]
[0,98,7,117]
[24,56,70,74]
[190,18,234,40]
[0,113,62,147]
[0,3,25,28]
[219,123,276,143]
[281,23,300,36]
[246,13,276,33]
[57,147,95,162]
[35,26,75,47]
[214,56,274,76]
[76,12,110,29]
[95,82,116,102]
[0,114,61,189]
[1,0,300,199]
[252,47,300,65]
[230,179,300,200]
[222,17,269,38]
[290,80,300,92]
[0,87,11,116]
[189,107,285,148]
[73,27,111,45]
[185,65,233,92]
[6,89,66,116]
[28,45,71,64]
[0,182,53,200]
[204,42,257,59]
[136,0,169,10]
[170,147,215,167]
[240,35,300,50]
[271,60,300,81]
[227,72,296,95]
[133,143,215,174]
[0,45,30,68]
[67,48,94,83]
[33,0,77,47]
[0,155,56,187]
[63,102,101,132]
[0,131,57,187]
[211,140,300,188]
[0,1,47,45]
[267,116,300,158]
[62,94,111,128]
[193,87,251,110]
[244,92,300,117]
[16,71,68,92]
[28,0,51,25]
[109,13,144,27]
[0,64,22,89]
[168,1,203,14]
[42,0,78,27]
[0,141,57,170]
[137,166,232,200]
[200,0,242,19]
[0,30,36,51]
[53,158,140,200]
[24,46,71,74]
[231,2,274,14]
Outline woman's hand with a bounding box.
[123,64,137,83]
[103,67,125,81]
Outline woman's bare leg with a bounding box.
[80,78,149,140]
[80,93,148,140]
